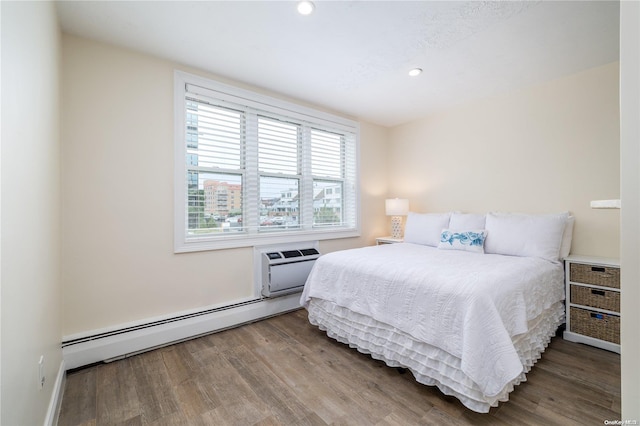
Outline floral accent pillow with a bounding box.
[438,229,487,253]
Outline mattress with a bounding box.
[300,243,565,412]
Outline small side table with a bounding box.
[376,236,404,245]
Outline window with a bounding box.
[174,71,359,252]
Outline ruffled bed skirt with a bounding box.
[306,298,565,413]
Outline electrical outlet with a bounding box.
[38,356,45,390]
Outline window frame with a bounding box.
[174,70,360,252]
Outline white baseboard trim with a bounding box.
[44,359,66,426]
[62,294,302,370]
[563,330,621,354]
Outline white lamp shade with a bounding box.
[385,198,409,216]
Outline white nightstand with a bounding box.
[376,236,404,245]
[563,255,620,353]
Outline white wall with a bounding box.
[620,0,640,420]
[1,2,62,425]
[388,62,620,258]
[60,35,389,337]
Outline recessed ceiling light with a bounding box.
[408,68,423,77]
[297,1,315,15]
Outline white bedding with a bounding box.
[300,243,565,412]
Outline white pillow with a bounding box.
[484,212,569,261]
[404,212,452,247]
[438,229,487,253]
[559,216,575,259]
[449,213,486,230]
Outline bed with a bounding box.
[300,211,573,413]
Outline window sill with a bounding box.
[174,228,360,253]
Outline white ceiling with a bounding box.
[56,1,620,127]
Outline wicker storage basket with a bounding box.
[570,284,620,312]
[570,307,620,344]
[570,263,620,289]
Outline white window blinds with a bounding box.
[258,117,299,175]
[311,129,342,178]
[175,71,359,251]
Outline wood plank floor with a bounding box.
[58,309,621,425]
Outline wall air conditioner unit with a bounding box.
[261,247,320,298]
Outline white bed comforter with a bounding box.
[300,243,564,399]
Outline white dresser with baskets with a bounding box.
[563,255,620,353]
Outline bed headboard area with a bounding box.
[403,211,574,262]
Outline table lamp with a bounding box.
[385,198,409,239]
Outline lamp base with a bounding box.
[390,216,403,239]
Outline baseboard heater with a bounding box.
[261,248,320,297]
[61,294,303,370]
